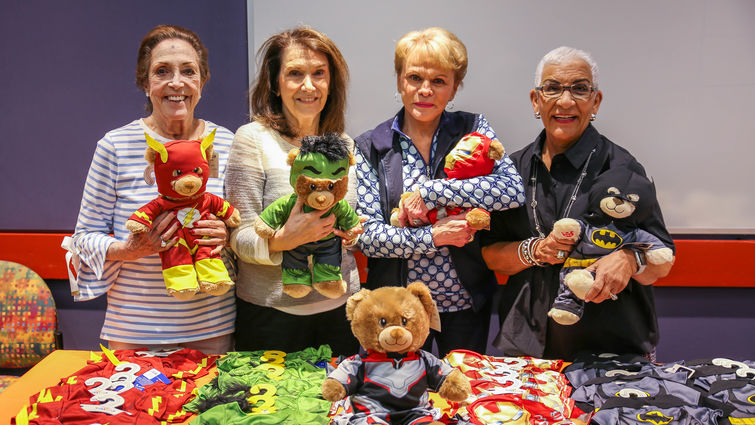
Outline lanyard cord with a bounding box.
[530,148,596,238]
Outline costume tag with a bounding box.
[134,368,171,391]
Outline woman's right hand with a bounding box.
[533,230,577,265]
[107,211,179,261]
[431,212,476,247]
[268,197,337,252]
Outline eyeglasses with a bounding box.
[535,82,596,101]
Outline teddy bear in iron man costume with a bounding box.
[547,168,674,325]
[390,132,505,231]
[126,130,240,300]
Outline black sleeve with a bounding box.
[479,206,532,247]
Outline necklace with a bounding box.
[530,148,596,238]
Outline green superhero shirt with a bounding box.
[186,346,332,424]
[257,194,360,241]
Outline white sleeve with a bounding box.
[225,124,283,266]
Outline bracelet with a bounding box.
[518,237,545,267]
[632,249,647,276]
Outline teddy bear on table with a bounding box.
[254,134,362,299]
[390,132,505,230]
[546,168,674,326]
[126,130,241,300]
[322,281,472,425]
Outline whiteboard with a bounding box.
[249,0,755,233]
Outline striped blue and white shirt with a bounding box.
[69,119,236,344]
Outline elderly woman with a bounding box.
[225,27,362,356]
[66,25,235,354]
[355,27,524,357]
[480,46,675,361]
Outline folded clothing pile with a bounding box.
[13,347,217,424]
[565,353,755,424]
[440,349,586,424]
[185,345,333,424]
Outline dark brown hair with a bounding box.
[136,25,210,113]
[250,27,349,138]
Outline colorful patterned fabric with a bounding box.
[0,261,58,369]
[0,374,19,393]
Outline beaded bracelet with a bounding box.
[518,236,545,267]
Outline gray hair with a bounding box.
[534,46,599,88]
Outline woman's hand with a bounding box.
[193,214,228,255]
[333,217,366,247]
[533,230,578,265]
[431,212,476,247]
[268,197,337,252]
[108,212,179,261]
[397,191,431,227]
[583,249,636,303]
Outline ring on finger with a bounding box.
[556,250,566,260]
[160,239,167,248]
[609,292,618,301]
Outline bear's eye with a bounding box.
[172,170,183,177]
[193,167,202,174]
[310,183,317,190]
[328,182,334,190]
[401,317,407,326]
[379,318,387,327]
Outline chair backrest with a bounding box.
[0,260,58,368]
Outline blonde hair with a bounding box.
[394,27,468,85]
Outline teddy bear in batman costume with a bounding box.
[547,167,674,326]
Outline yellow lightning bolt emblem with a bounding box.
[148,396,163,415]
[134,211,153,225]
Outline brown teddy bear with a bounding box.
[322,281,471,424]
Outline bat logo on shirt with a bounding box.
[637,411,673,425]
[591,228,623,249]
[616,388,650,398]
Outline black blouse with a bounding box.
[480,124,674,360]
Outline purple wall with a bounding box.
[0,1,249,231]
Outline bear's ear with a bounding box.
[143,148,157,185]
[488,139,505,161]
[346,289,371,321]
[287,148,300,166]
[407,281,441,332]
[207,147,219,178]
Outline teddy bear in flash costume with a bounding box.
[547,168,674,325]
[254,134,362,299]
[126,130,240,300]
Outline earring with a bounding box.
[590,113,596,121]
[534,111,541,119]
[394,92,401,103]
[445,100,455,111]
[145,92,150,97]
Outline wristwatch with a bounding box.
[633,250,647,276]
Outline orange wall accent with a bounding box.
[0,233,70,280]
[1,233,753,287]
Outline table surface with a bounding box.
[0,349,215,423]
